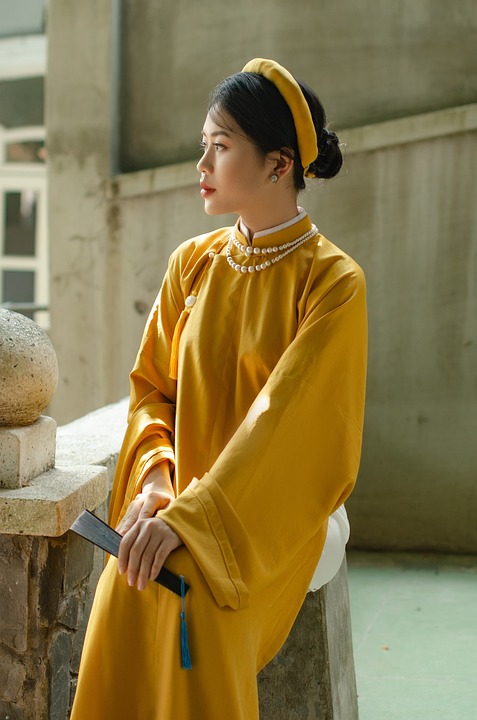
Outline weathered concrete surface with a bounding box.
[56,398,128,486]
[330,126,477,554]
[46,0,477,556]
[46,0,116,424]
[258,559,358,720]
[118,0,477,170]
[0,310,58,426]
[0,416,56,489]
[0,465,108,536]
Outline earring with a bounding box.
[271,174,278,183]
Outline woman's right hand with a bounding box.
[115,462,180,590]
[116,490,174,536]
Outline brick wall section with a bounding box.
[0,400,124,718]
[0,532,95,720]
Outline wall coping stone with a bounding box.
[0,465,108,536]
[0,416,56,489]
[0,398,126,536]
[111,103,477,199]
[56,398,128,485]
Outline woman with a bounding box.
[71,58,367,720]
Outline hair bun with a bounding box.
[310,127,343,180]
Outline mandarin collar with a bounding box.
[235,211,313,250]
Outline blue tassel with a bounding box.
[180,575,192,670]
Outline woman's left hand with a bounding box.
[118,515,183,591]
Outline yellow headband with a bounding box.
[242,57,318,178]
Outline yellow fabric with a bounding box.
[169,249,218,379]
[169,305,191,380]
[72,214,367,720]
[242,57,318,177]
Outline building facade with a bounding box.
[0,0,48,328]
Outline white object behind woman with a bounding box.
[309,505,350,591]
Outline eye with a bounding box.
[199,139,227,153]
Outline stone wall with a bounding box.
[0,533,96,720]
[0,322,110,720]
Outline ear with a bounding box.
[266,149,295,181]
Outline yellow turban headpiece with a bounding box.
[242,58,318,178]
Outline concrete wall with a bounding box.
[119,0,477,170]
[46,0,477,552]
[328,111,477,553]
[106,108,477,553]
[46,0,116,419]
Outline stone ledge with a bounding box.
[111,103,477,199]
[56,399,128,486]
[0,465,108,536]
[342,102,477,153]
[0,416,56,490]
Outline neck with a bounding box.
[239,194,299,238]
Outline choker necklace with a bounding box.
[226,225,318,274]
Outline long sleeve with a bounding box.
[108,232,223,526]
[108,256,181,526]
[158,264,367,609]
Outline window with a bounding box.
[0,125,48,327]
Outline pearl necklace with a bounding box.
[226,225,318,274]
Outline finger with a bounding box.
[116,517,130,536]
[116,496,145,535]
[116,509,137,536]
[117,516,136,536]
[148,543,169,582]
[137,538,163,591]
[125,524,155,588]
[148,528,182,581]
[117,523,140,575]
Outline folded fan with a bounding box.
[70,509,189,597]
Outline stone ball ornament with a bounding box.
[0,309,58,426]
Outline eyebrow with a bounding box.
[201,129,233,138]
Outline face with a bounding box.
[197,110,273,217]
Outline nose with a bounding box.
[197,146,212,175]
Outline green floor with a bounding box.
[347,552,477,720]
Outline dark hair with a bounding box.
[208,71,343,190]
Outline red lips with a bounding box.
[200,181,216,197]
